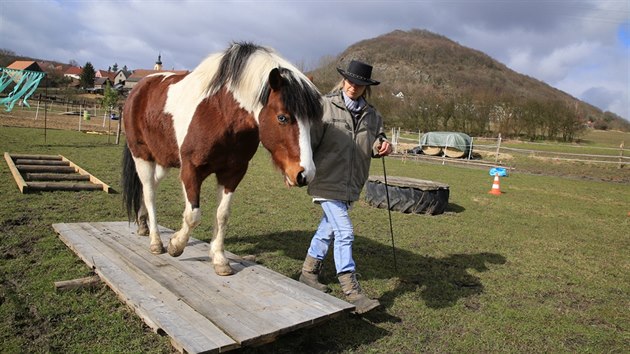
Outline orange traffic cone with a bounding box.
[488,173,502,195]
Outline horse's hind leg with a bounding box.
[136,203,149,236]
[168,168,203,258]
[135,159,168,254]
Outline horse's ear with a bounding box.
[268,68,283,90]
[307,75,314,83]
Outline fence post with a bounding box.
[495,133,502,164]
[34,94,41,120]
[116,110,122,145]
[617,141,624,169]
[78,104,83,132]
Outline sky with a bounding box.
[1,0,628,119]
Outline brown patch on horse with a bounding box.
[123,74,185,168]
[179,87,260,206]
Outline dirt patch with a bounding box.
[0,109,121,133]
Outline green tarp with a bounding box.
[420,131,472,157]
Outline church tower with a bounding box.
[153,53,163,70]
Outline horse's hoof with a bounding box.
[214,264,234,276]
[150,243,165,254]
[167,243,184,257]
[137,226,149,236]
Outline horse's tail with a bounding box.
[121,144,142,222]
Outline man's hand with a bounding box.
[378,139,392,156]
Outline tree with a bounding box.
[102,81,119,112]
[80,62,96,89]
[112,63,119,72]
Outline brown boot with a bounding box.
[299,255,330,292]
[338,272,380,314]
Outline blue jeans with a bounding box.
[307,200,355,274]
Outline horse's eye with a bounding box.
[277,114,290,124]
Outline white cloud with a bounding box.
[0,0,627,119]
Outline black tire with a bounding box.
[365,176,450,215]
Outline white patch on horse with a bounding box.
[164,53,223,149]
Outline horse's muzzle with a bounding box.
[296,171,309,187]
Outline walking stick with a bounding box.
[381,155,398,272]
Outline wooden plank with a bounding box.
[9,153,62,160]
[104,222,353,312]
[14,159,69,166]
[27,181,104,191]
[26,173,90,181]
[4,153,113,194]
[54,276,101,291]
[95,222,354,345]
[52,223,239,354]
[4,152,27,193]
[85,222,292,345]
[16,165,76,173]
[53,222,354,352]
[60,155,113,193]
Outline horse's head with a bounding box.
[258,68,322,187]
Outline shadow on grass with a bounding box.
[233,230,506,352]
[445,202,465,213]
[238,230,506,309]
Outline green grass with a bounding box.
[1,126,628,353]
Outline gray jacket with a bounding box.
[307,90,386,202]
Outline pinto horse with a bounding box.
[121,42,322,275]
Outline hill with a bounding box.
[309,29,629,138]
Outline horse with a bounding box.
[121,42,322,276]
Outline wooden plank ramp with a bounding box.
[52,222,354,353]
[4,152,112,193]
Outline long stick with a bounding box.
[381,156,398,272]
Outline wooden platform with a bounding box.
[52,222,354,353]
[4,152,112,193]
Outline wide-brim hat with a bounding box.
[337,60,380,86]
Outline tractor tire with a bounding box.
[365,176,450,215]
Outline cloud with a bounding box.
[0,0,627,119]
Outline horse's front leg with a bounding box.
[210,185,235,276]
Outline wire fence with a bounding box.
[391,128,629,169]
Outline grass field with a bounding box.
[1,125,628,353]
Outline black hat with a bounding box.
[337,60,380,86]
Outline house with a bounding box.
[5,61,44,84]
[122,53,188,90]
[6,60,43,72]
[113,69,131,86]
[64,66,82,80]
[94,77,113,89]
[124,69,188,90]
[95,69,117,82]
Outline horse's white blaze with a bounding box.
[297,118,315,183]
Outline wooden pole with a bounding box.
[495,133,502,164]
[35,94,40,120]
[107,108,112,144]
[617,141,625,169]
[44,81,48,143]
[116,109,122,145]
[54,276,101,291]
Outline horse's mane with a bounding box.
[195,42,322,123]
